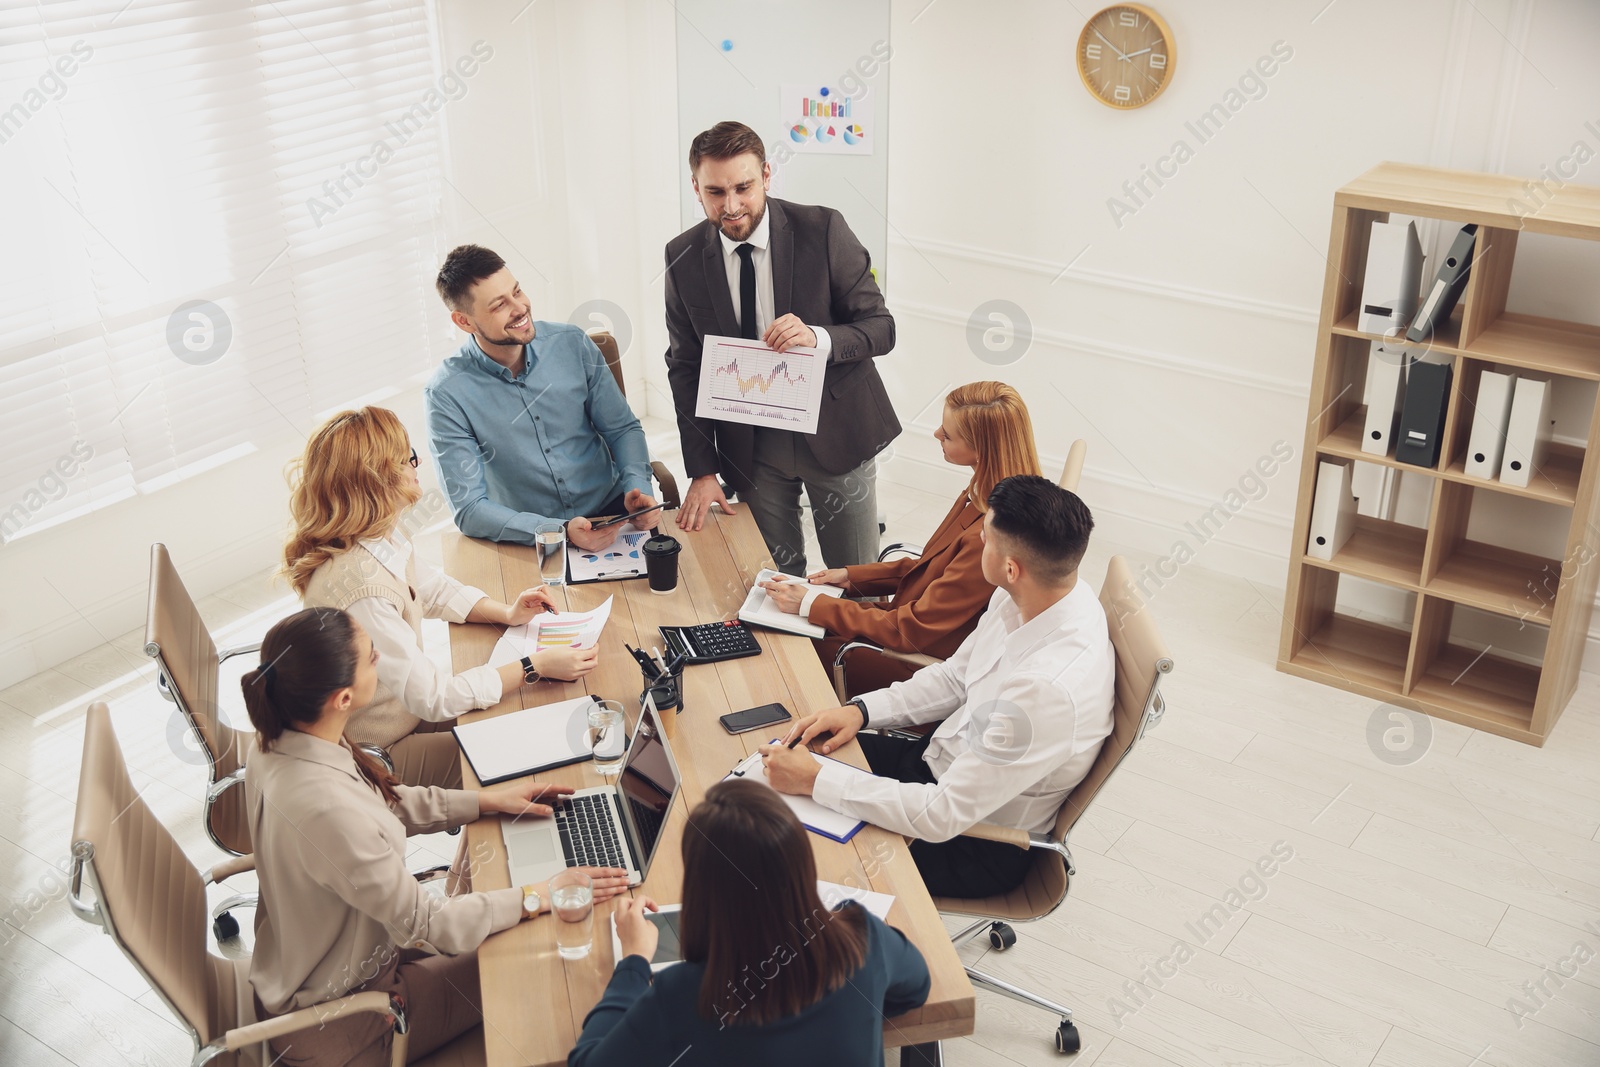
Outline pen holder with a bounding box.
[640,661,684,714]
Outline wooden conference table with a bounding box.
[444,508,975,1067]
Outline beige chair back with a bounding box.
[70,703,245,1060]
[145,543,251,855]
[1057,439,1087,492]
[588,329,681,510]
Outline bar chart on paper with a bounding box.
[695,335,828,434]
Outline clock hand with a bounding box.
[1123,47,1152,59]
[1092,28,1131,62]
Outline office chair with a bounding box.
[831,440,1090,702]
[917,554,1172,1057]
[68,703,412,1067]
[588,329,681,510]
[146,543,403,939]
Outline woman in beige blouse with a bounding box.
[285,406,596,790]
[242,606,629,1066]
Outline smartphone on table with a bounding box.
[718,702,792,735]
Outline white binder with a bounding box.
[1500,377,1553,489]
[1307,459,1358,561]
[1360,220,1423,335]
[1463,370,1518,480]
[1362,342,1410,456]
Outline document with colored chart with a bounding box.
[490,596,612,666]
[695,335,827,435]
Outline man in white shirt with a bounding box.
[762,475,1114,898]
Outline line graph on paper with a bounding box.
[695,335,827,434]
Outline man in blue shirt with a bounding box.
[426,245,660,549]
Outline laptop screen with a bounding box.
[614,695,681,880]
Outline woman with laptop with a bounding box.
[242,606,629,1067]
[286,406,597,789]
[568,778,930,1066]
[759,381,1043,696]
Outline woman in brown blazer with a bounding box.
[761,382,1042,695]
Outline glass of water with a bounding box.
[535,521,566,587]
[551,868,594,960]
[588,699,626,778]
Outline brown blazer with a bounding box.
[808,491,992,660]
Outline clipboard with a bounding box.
[725,748,867,843]
[566,526,649,584]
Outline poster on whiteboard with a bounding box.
[778,83,875,155]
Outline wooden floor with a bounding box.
[2,467,1598,1066]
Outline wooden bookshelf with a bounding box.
[1279,163,1600,746]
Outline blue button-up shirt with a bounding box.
[423,323,652,545]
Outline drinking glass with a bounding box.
[535,521,566,587]
[588,699,626,778]
[551,869,594,960]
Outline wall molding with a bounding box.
[890,233,1320,326]
[893,297,1310,398]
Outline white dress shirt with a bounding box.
[812,582,1115,842]
[719,208,833,359]
[344,534,504,723]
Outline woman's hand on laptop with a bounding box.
[580,868,634,903]
[480,782,575,819]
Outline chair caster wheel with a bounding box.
[988,922,1016,950]
[1055,1020,1080,1054]
[213,911,240,942]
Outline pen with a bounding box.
[591,503,666,530]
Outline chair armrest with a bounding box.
[355,742,396,776]
[204,854,257,886]
[206,768,245,805]
[955,822,1032,850]
[878,542,923,563]
[650,461,681,510]
[217,641,262,665]
[832,641,941,704]
[209,991,405,1055]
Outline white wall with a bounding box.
[8,0,1600,690]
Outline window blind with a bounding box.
[0,0,455,542]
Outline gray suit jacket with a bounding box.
[663,198,900,494]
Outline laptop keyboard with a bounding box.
[556,793,627,869]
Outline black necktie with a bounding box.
[735,242,758,340]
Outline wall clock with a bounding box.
[1077,5,1175,109]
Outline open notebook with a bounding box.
[726,748,868,842]
[737,568,845,639]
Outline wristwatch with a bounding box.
[848,697,869,730]
[520,655,541,685]
[522,884,543,919]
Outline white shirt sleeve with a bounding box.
[856,621,980,729]
[812,325,833,362]
[344,595,503,724]
[412,558,489,624]
[813,671,1069,842]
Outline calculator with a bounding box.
[659,621,762,664]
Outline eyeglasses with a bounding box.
[407,447,419,469]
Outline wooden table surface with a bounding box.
[444,508,975,1067]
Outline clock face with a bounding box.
[1077,5,1175,109]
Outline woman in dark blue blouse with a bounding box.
[568,779,931,1066]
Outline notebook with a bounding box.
[737,568,845,639]
[452,696,600,785]
[726,748,868,842]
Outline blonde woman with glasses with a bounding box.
[285,407,596,789]
[760,382,1042,696]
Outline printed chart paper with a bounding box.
[695,335,827,435]
[567,524,649,583]
[491,596,613,666]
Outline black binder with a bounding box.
[1406,224,1476,344]
[1394,360,1453,468]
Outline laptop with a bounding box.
[503,694,682,888]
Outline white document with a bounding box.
[727,749,868,842]
[695,335,828,435]
[1360,220,1423,335]
[1501,377,1553,488]
[816,880,896,921]
[452,696,598,785]
[1464,371,1518,480]
[1362,342,1410,457]
[567,525,649,583]
[1307,460,1357,561]
[490,596,613,667]
[738,567,845,639]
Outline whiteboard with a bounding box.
[673,0,892,289]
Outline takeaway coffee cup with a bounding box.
[642,534,682,594]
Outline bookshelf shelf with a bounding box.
[1279,162,1600,746]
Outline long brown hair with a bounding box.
[240,607,398,804]
[945,382,1042,511]
[679,779,867,1028]
[283,407,422,595]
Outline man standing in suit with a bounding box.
[664,120,900,574]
